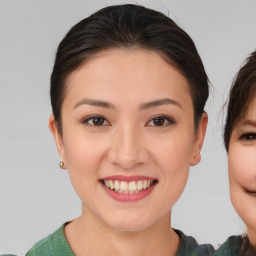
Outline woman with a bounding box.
[214,50,256,255]
[26,4,212,255]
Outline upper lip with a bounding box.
[100,175,157,182]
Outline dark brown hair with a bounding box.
[224,50,256,150]
[50,4,209,132]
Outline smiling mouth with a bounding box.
[244,188,256,197]
[247,191,256,197]
[100,179,158,194]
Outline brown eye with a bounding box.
[246,134,255,140]
[83,115,110,126]
[240,133,256,140]
[147,115,174,127]
[153,117,165,126]
[92,117,105,126]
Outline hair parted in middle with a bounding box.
[50,4,209,133]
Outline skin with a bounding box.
[229,96,256,247]
[49,49,208,255]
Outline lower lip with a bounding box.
[101,182,157,202]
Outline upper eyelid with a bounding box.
[81,115,110,124]
[80,114,175,125]
[150,114,175,121]
[239,131,256,136]
[146,115,175,125]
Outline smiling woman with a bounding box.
[25,4,212,256]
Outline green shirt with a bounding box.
[212,234,255,256]
[26,224,214,256]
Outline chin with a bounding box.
[103,212,156,232]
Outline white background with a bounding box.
[1,0,256,255]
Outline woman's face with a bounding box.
[229,96,256,244]
[50,49,207,231]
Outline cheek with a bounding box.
[159,149,190,208]
[62,131,108,193]
[229,145,256,187]
[150,131,193,189]
[65,139,101,169]
[62,121,108,169]
[152,130,194,166]
[228,144,256,229]
[62,137,109,211]
[229,146,248,206]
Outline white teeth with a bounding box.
[103,179,155,194]
[120,181,128,191]
[137,180,142,190]
[109,180,115,190]
[142,180,148,189]
[104,180,110,187]
[128,181,136,191]
[114,180,119,190]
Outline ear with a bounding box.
[190,112,208,166]
[48,115,67,169]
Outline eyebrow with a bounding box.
[74,98,115,109]
[240,119,256,127]
[73,97,181,110]
[139,98,182,110]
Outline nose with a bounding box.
[108,125,148,170]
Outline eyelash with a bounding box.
[82,115,110,127]
[146,115,175,127]
[81,115,175,127]
[239,133,256,141]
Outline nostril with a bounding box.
[107,132,149,169]
[108,150,145,169]
[113,159,144,170]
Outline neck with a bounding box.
[65,207,180,256]
[247,229,256,249]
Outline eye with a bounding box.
[82,115,110,126]
[240,133,256,140]
[146,115,174,127]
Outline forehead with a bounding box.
[68,48,182,80]
[64,49,192,107]
[244,96,256,119]
[233,96,256,129]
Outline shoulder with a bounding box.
[175,229,214,256]
[25,223,75,256]
[210,235,243,256]
[25,236,50,256]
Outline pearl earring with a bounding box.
[59,161,64,169]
